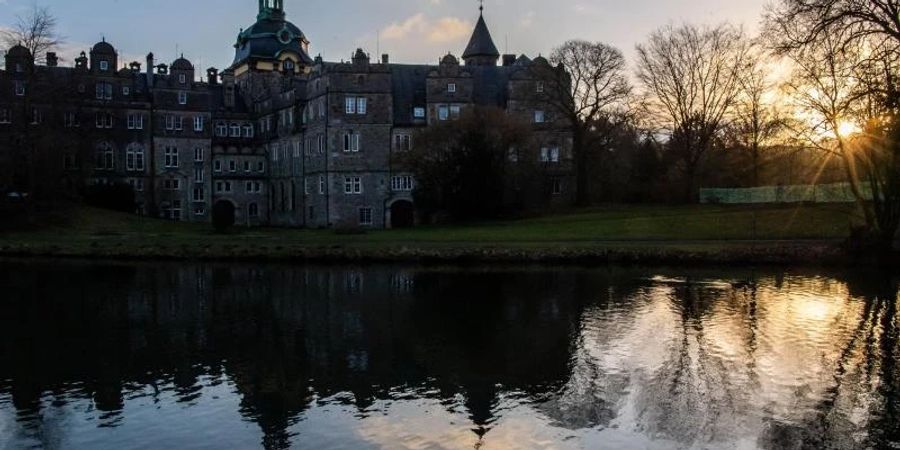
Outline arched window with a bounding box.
[230,123,241,137]
[216,123,227,137]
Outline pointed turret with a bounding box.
[462,7,500,66]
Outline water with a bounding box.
[0,261,898,450]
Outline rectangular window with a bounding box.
[394,134,411,152]
[14,81,25,96]
[123,86,130,96]
[178,92,188,105]
[100,60,109,71]
[126,147,145,171]
[214,160,222,172]
[450,105,460,120]
[319,175,325,194]
[230,124,241,137]
[179,74,187,85]
[194,167,204,182]
[95,82,112,100]
[127,114,143,130]
[438,105,449,121]
[194,116,204,132]
[414,107,425,118]
[193,186,205,202]
[293,141,301,158]
[536,81,545,93]
[344,177,362,194]
[391,175,414,192]
[359,208,373,226]
[128,178,144,192]
[194,206,206,216]
[0,109,11,124]
[31,108,42,125]
[216,123,227,137]
[194,147,204,162]
[166,115,175,130]
[64,112,76,127]
[96,112,113,128]
[534,110,545,123]
[343,131,360,152]
[164,179,181,190]
[552,178,563,195]
[164,147,179,168]
[244,161,251,172]
[229,160,236,172]
[215,181,233,193]
[345,97,356,114]
[242,125,253,138]
[448,83,456,93]
[175,116,183,131]
[345,97,367,115]
[257,161,265,172]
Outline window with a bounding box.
[214,160,222,172]
[257,161,265,172]
[194,167,204,182]
[243,161,251,172]
[552,178,563,195]
[15,63,22,73]
[95,143,114,170]
[391,175,414,192]
[14,81,25,96]
[345,97,367,115]
[171,200,183,221]
[194,116,204,132]
[439,105,460,121]
[343,131,360,152]
[293,141,301,158]
[164,147,179,168]
[178,92,188,105]
[246,181,262,194]
[450,105,460,120]
[248,203,259,218]
[179,74,186,84]
[317,134,326,154]
[99,60,109,71]
[215,181,233,193]
[242,125,253,138]
[394,134,411,152]
[359,208,373,226]
[166,115,175,130]
[413,107,425,118]
[0,109,11,124]
[344,177,362,194]
[192,187,205,202]
[96,83,112,100]
[536,81,545,93]
[31,108,42,125]
[534,110,545,123]
[216,123,227,137]
[541,147,560,163]
[127,114,143,130]
[194,206,206,216]
[229,160,236,172]
[448,83,457,93]
[508,146,519,163]
[319,175,325,194]
[194,147,204,162]
[123,86,130,96]
[126,145,145,171]
[175,116,183,131]
[128,178,144,192]
[95,112,113,128]
[272,144,280,162]
[284,60,295,71]
[230,123,240,137]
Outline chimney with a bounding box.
[381,54,389,65]
[207,68,219,85]
[502,54,516,67]
[129,61,142,72]
[46,52,58,67]
[146,52,154,87]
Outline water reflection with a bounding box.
[0,262,898,449]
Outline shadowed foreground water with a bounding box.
[0,261,898,450]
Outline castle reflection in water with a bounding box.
[0,262,898,449]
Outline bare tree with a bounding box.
[532,40,631,207]
[767,0,900,51]
[1,4,62,64]
[635,23,750,201]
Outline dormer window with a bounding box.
[284,60,295,72]
[413,107,425,118]
[122,86,130,96]
[178,92,187,105]
[100,60,109,71]
[448,83,457,93]
[179,74,186,84]
[15,63,23,73]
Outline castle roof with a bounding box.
[462,13,500,61]
[232,4,312,68]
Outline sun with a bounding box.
[836,120,861,137]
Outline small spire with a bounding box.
[479,0,484,14]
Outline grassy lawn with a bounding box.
[0,204,862,258]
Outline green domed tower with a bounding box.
[231,0,313,76]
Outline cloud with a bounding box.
[520,11,536,28]
[381,14,471,45]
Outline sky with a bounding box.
[0,0,771,74]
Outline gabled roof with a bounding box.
[462,14,500,61]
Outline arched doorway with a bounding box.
[390,200,415,228]
[212,200,236,230]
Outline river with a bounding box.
[0,261,898,449]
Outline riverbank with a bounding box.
[0,204,878,265]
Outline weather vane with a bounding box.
[479,0,484,13]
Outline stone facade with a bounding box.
[0,1,574,228]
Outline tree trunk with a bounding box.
[573,128,590,207]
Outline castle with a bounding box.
[0,1,573,228]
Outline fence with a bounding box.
[699,182,872,204]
